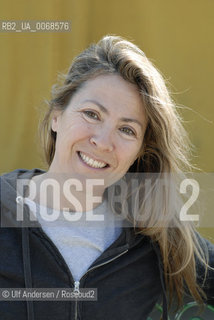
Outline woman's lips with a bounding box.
[77,151,110,169]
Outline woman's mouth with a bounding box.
[77,151,109,169]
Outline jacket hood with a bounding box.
[1,168,45,228]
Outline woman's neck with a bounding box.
[28,172,105,212]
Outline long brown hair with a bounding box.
[40,35,209,309]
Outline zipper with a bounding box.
[74,281,80,320]
[31,228,130,320]
[74,248,128,320]
[74,281,80,294]
[81,248,129,279]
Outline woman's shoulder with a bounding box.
[0,168,45,207]
[1,168,45,180]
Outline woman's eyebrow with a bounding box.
[82,99,144,129]
[83,99,109,114]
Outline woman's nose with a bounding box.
[89,129,114,152]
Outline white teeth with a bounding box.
[79,152,107,168]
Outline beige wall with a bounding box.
[0,0,213,238]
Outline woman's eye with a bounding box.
[120,127,136,136]
[83,110,99,120]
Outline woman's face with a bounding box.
[50,74,147,188]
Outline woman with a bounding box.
[0,35,214,320]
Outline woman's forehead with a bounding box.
[68,74,146,117]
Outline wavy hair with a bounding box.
[40,35,209,310]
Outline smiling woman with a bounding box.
[0,35,214,320]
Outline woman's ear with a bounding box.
[51,111,61,132]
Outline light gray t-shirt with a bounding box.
[25,198,122,281]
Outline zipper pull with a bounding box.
[74,281,80,294]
